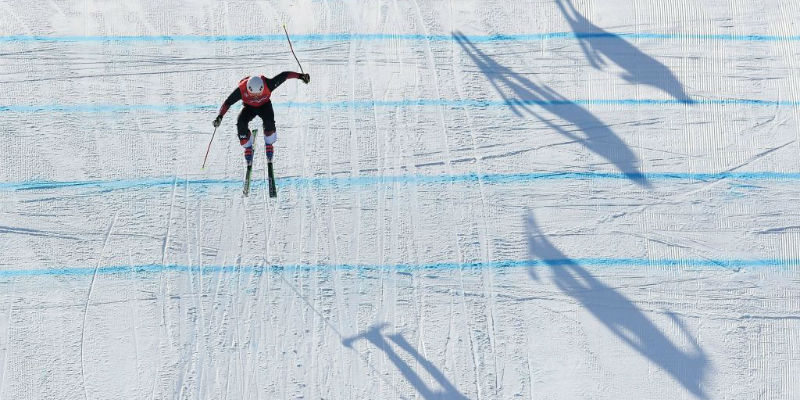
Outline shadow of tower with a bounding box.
[343,324,468,400]
[556,0,691,101]
[454,31,652,188]
[525,210,708,398]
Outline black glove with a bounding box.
[299,73,310,84]
[213,115,222,128]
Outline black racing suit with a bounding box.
[218,72,301,142]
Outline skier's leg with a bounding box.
[259,103,277,160]
[237,106,258,165]
[256,103,278,197]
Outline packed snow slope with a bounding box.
[2,0,800,399]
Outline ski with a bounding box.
[265,139,277,198]
[243,128,257,197]
[267,161,277,198]
[243,165,253,196]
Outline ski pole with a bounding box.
[283,24,304,74]
[201,126,217,169]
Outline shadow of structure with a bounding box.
[556,0,691,102]
[0,225,79,240]
[343,323,468,400]
[524,210,708,398]
[453,31,651,188]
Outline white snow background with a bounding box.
[1,0,800,399]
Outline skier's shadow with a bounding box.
[343,323,468,400]
[453,31,651,188]
[556,0,691,102]
[524,210,708,398]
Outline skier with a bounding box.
[213,72,310,167]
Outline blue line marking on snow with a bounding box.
[3,171,800,193]
[0,104,216,113]
[2,98,800,113]
[1,258,797,279]
[2,32,800,43]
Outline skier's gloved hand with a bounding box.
[213,115,222,128]
[299,73,310,84]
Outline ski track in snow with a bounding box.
[1,0,800,399]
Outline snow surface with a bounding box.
[2,0,800,399]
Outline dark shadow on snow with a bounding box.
[453,31,652,188]
[343,323,468,400]
[0,225,80,240]
[524,210,708,398]
[556,0,691,102]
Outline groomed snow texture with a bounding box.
[1,0,800,399]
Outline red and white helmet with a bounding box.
[246,76,265,95]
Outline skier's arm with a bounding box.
[267,71,310,91]
[218,88,241,117]
[213,88,241,127]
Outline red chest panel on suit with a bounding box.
[238,76,272,107]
